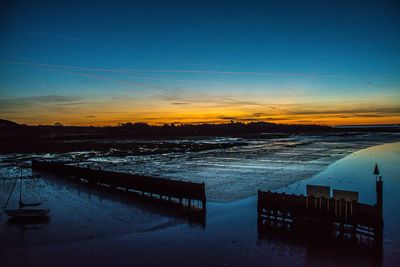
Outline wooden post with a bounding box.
[376,178,383,219]
[257,190,262,215]
[375,226,383,248]
[335,200,338,215]
[353,223,357,240]
[350,201,353,215]
[327,198,329,212]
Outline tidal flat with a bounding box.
[0,133,399,266]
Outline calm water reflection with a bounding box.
[277,141,400,266]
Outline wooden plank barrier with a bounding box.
[32,160,206,211]
[258,190,383,246]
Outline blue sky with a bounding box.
[0,0,399,125]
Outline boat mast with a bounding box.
[19,167,23,209]
[2,170,18,209]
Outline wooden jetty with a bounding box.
[257,179,384,248]
[31,160,206,211]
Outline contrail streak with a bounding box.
[1,60,353,78]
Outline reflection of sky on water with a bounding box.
[278,142,400,264]
[0,172,188,250]
[0,164,198,251]
[277,142,400,204]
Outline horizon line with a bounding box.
[2,118,399,128]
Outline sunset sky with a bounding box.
[1,0,399,126]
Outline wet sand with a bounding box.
[1,142,399,266]
[2,132,399,202]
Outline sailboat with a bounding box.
[3,169,50,219]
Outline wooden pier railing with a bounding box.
[32,160,206,211]
[257,190,383,246]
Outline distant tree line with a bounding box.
[1,119,398,142]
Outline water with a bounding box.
[1,132,399,202]
[0,134,399,266]
[277,142,400,265]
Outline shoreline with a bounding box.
[203,140,400,205]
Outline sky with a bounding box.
[0,0,399,126]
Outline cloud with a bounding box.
[252,112,266,117]
[0,95,84,112]
[288,107,400,116]
[217,116,239,120]
[153,92,290,113]
[171,102,191,105]
[18,95,82,103]
[217,114,291,122]
[0,61,168,91]
[1,60,353,79]
[60,70,162,90]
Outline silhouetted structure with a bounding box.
[31,160,206,213]
[257,181,383,249]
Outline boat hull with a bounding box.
[4,208,50,218]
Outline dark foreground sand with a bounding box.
[1,142,399,266]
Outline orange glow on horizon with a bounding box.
[2,93,399,127]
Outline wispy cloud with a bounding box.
[288,107,400,116]
[18,95,82,103]
[1,61,399,126]
[217,114,290,122]
[60,70,163,90]
[1,60,174,91]
[171,102,191,105]
[155,92,290,113]
[1,60,353,79]
[0,95,83,110]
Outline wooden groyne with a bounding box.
[257,181,384,247]
[32,160,206,211]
